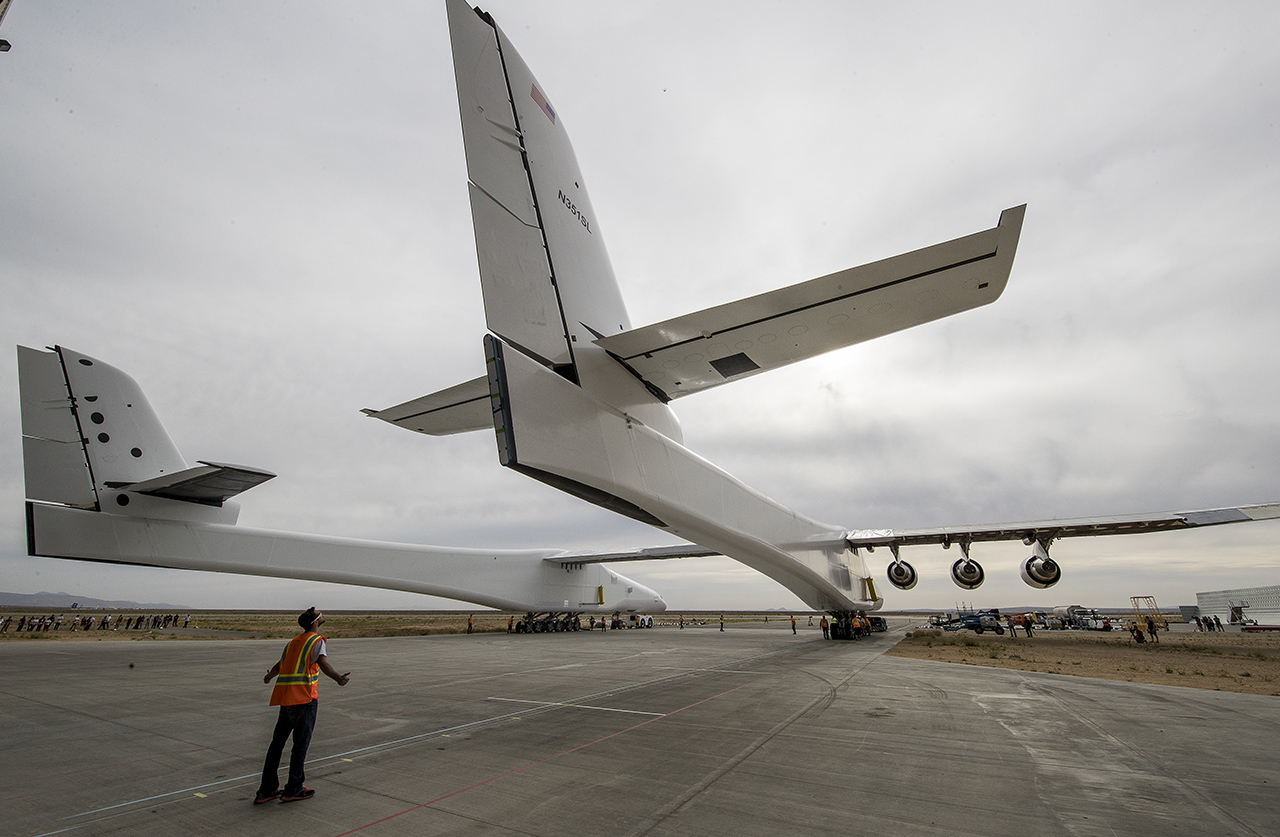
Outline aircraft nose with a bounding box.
[645,581,667,612]
[629,582,666,613]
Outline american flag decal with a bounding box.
[530,84,556,124]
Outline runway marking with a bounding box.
[55,647,788,834]
[59,706,543,822]
[487,697,665,716]
[4,745,217,801]
[655,666,762,675]
[331,678,765,836]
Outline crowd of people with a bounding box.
[0,612,194,633]
[1193,614,1224,631]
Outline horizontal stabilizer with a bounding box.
[108,461,276,507]
[545,543,721,568]
[845,502,1280,549]
[363,375,491,436]
[597,206,1024,399]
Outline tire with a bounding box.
[974,627,984,634]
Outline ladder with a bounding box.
[1131,596,1168,630]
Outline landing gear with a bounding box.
[514,612,584,634]
[827,612,871,640]
[512,611,652,634]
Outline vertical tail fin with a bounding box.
[447,0,632,378]
[18,345,272,524]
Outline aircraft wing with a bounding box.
[363,375,491,436]
[596,205,1024,400]
[844,502,1280,549]
[540,501,1280,569]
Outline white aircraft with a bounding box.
[0,0,14,52]
[17,1,1280,637]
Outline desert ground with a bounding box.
[885,624,1280,695]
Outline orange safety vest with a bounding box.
[270,631,324,706]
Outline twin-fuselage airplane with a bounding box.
[17,0,1279,636]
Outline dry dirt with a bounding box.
[885,626,1280,696]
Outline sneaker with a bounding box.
[280,787,315,803]
[253,791,281,805]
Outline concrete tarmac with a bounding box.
[3,620,1277,836]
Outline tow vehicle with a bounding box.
[943,610,1006,635]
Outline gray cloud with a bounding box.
[2,1,1278,612]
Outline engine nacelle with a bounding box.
[1020,543,1062,589]
[950,558,985,590]
[886,559,919,590]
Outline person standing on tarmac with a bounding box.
[254,608,350,805]
[791,615,797,635]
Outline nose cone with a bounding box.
[636,578,666,612]
[624,581,666,613]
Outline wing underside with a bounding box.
[845,503,1280,550]
[544,502,1280,568]
[363,375,491,436]
[596,205,1024,400]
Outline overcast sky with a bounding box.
[2,1,1278,613]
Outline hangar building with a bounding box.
[1196,584,1280,626]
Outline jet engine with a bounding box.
[1020,542,1061,589]
[950,557,985,590]
[886,558,919,590]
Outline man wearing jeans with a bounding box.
[254,608,351,804]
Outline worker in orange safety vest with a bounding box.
[254,608,350,805]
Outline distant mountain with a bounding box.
[0,591,188,610]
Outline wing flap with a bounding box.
[363,375,492,436]
[597,205,1024,399]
